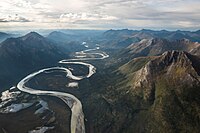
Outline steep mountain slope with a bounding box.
[118,51,200,132]
[0,32,67,90]
[190,45,200,56]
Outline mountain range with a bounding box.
[104,29,200,42]
[0,29,199,133]
[118,38,200,63]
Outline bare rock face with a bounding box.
[120,51,200,102]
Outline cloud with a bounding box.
[59,12,118,23]
[0,14,31,22]
[0,0,199,30]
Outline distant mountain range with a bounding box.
[47,30,104,43]
[104,29,200,42]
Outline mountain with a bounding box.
[166,32,190,40]
[118,38,200,63]
[131,29,155,40]
[0,32,12,42]
[47,31,79,43]
[0,32,67,89]
[81,51,200,133]
[101,29,140,49]
[47,31,90,52]
[115,37,141,48]
[194,30,200,34]
[103,29,137,40]
[190,44,200,56]
[116,51,200,132]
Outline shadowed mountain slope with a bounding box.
[0,32,68,89]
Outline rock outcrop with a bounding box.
[118,51,200,132]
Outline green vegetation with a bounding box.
[91,50,200,133]
[119,57,151,74]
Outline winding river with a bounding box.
[17,46,109,133]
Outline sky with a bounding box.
[0,0,200,31]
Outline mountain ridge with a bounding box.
[117,38,200,64]
[0,32,68,89]
[115,51,200,132]
[103,29,200,43]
